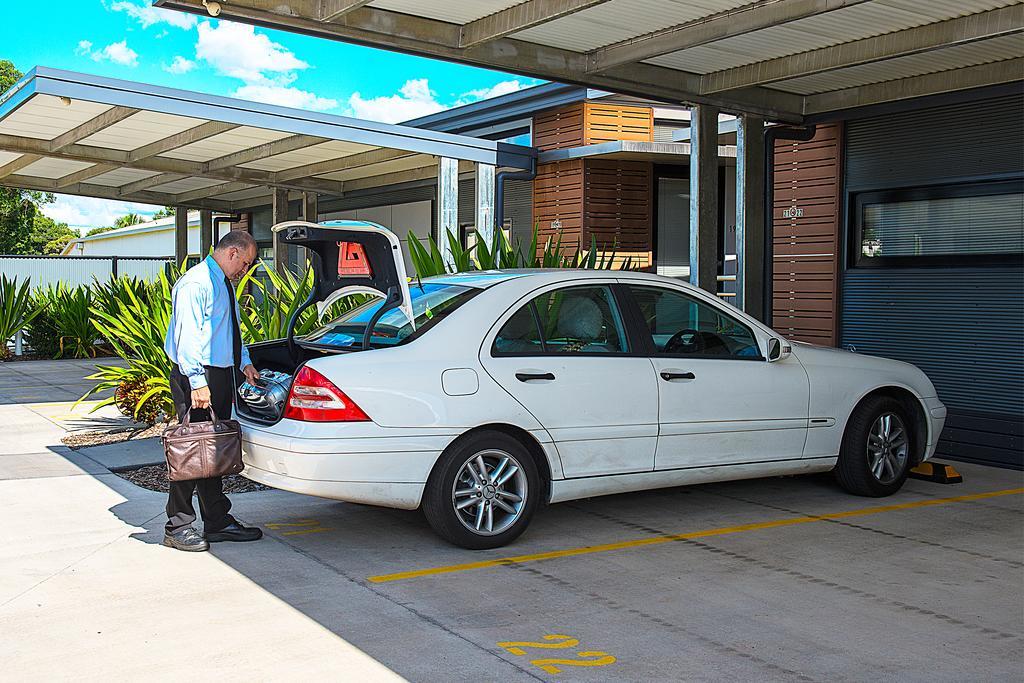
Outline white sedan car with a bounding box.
[237,221,946,549]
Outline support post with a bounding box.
[302,192,318,222]
[735,114,766,317]
[688,105,720,294]
[436,156,459,269]
[199,209,214,256]
[272,188,289,277]
[475,162,496,248]
[174,207,188,266]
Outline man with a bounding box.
[162,229,264,552]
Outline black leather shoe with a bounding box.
[163,527,210,552]
[206,521,263,543]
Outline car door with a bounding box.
[621,283,810,469]
[480,282,658,478]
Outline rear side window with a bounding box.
[492,285,629,356]
[303,282,478,350]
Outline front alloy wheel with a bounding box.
[423,431,541,549]
[835,396,915,497]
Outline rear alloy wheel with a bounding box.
[835,396,914,497]
[423,432,540,549]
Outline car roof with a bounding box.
[422,268,681,289]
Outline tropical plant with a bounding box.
[29,284,98,358]
[235,261,372,343]
[407,222,634,278]
[81,264,184,423]
[92,274,153,322]
[0,275,44,360]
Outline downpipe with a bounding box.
[763,125,816,327]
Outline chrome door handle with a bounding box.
[660,371,695,381]
[516,372,555,382]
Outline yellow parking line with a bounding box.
[367,487,1024,584]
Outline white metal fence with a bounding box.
[0,255,173,289]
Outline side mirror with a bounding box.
[767,337,792,363]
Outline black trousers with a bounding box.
[166,364,238,534]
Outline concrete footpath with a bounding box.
[0,361,413,681]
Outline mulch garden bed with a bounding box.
[114,464,271,494]
[62,423,167,449]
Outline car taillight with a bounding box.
[283,366,370,422]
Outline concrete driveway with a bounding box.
[2,359,1022,681]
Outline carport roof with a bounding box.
[154,0,1024,123]
[0,67,535,212]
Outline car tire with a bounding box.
[835,396,914,497]
[423,431,541,549]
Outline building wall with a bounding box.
[772,124,843,346]
[838,93,1023,468]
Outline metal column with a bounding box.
[174,207,188,266]
[272,188,289,277]
[688,105,720,294]
[475,162,496,247]
[436,156,459,269]
[199,209,213,256]
[735,115,766,318]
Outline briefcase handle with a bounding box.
[181,404,223,427]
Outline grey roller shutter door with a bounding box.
[842,94,1023,468]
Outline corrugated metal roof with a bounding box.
[770,34,1024,95]
[370,0,521,25]
[648,0,1018,73]
[510,0,749,53]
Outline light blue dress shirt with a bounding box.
[164,255,252,390]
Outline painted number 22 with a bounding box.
[497,634,616,675]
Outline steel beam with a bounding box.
[475,163,496,247]
[175,206,189,264]
[176,181,254,204]
[0,174,233,212]
[0,133,344,196]
[702,5,1024,93]
[118,172,188,196]
[153,0,804,122]
[803,57,1024,114]
[200,209,214,256]
[205,134,329,171]
[688,105,719,294]
[128,121,238,162]
[0,153,41,179]
[320,0,373,22]
[49,106,139,152]
[734,115,765,317]
[53,163,119,188]
[272,187,290,277]
[437,157,459,269]
[588,0,872,73]
[460,0,610,47]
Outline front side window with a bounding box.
[628,286,761,359]
[493,285,629,356]
[303,282,477,349]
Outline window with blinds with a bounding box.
[851,179,1024,267]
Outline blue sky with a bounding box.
[0,1,542,230]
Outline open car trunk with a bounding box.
[234,220,411,424]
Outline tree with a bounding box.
[0,60,61,256]
[152,206,176,219]
[29,213,77,254]
[114,213,146,228]
[86,225,115,237]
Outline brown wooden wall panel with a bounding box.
[534,160,584,250]
[534,103,585,151]
[584,103,654,145]
[583,160,652,267]
[772,123,842,346]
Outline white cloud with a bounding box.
[164,56,196,75]
[348,79,445,123]
[456,79,527,105]
[234,83,337,111]
[196,21,307,83]
[83,40,139,67]
[110,1,198,30]
[44,195,159,231]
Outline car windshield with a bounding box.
[301,282,478,350]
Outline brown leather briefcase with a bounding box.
[162,405,244,481]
